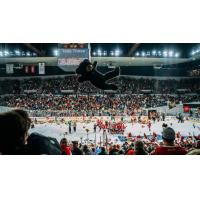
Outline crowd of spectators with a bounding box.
[21,78,42,91]
[0,94,199,117]
[0,76,200,95]
[0,79,21,94]
[1,109,200,155]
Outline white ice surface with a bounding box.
[29,119,200,144]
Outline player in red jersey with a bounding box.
[147,121,151,132]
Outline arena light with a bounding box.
[93,52,96,56]
[135,52,140,56]
[103,51,107,56]
[175,52,179,58]
[97,49,102,56]
[4,50,9,56]
[0,51,3,56]
[26,52,31,56]
[168,51,173,57]
[15,50,21,56]
[110,51,114,56]
[114,49,121,56]
[141,51,146,57]
[152,50,156,56]
[53,49,58,56]
[158,51,162,56]
[163,51,168,57]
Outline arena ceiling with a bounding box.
[0,43,199,58]
[0,43,199,67]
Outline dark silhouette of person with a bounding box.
[76,59,120,90]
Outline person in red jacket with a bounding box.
[60,138,71,155]
[125,144,135,155]
[151,127,187,155]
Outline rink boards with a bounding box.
[30,115,200,124]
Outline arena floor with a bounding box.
[29,118,200,145]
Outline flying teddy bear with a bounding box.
[76,59,119,90]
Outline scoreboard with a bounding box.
[59,43,88,49]
[57,43,90,72]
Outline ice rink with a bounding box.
[29,118,200,145]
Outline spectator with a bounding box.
[125,144,135,155]
[109,145,119,155]
[0,111,28,154]
[118,149,125,155]
[60,138,71,155]
[151,127,187,155]
[82,145,91,155]
[98,147,108,155]
[134,140,148,155]
[71,141,83,155]
[0,110,62,155]
[187,140,200,155]
[26,133,62,155]
[13,109,31,132]
[187,149,200,155]
[91,147,96,155]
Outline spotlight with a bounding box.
[163,51,168,57]
[93,52,96,56]
[141,51,146,57]
[97,49,102,56]
[158,51,162,56]
[103,51,107,56]
[152,50,156,56]
[54,49,59,56]
[168,51,173,57]
[26,52,31,56]
[15,50,20,56]
[0,51,3,56]
[110,51,114,56]
[135,52,140,56]
[175,53,179,58]
[4,50,9,56]
[115,49,121,56]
